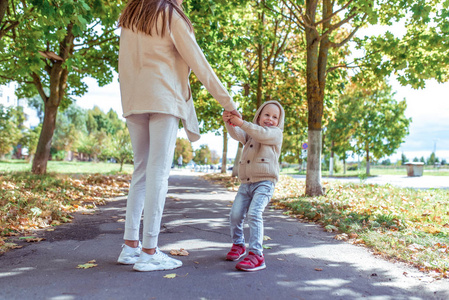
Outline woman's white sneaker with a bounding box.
[117,242,142,265]
[133,248,182,272]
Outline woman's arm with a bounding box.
[170,16,237,112]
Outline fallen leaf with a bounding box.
[170,249,189,256]
[116,219,125,222]
[262,245,272,249]
[315,268,323,271]
[19,236,45,243]
[210,191,217,194]
[334,233,349,241]
[77,260,98,269]
[263,235,272,241]
[164,273,177,279]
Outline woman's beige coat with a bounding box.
[119,11,237,142]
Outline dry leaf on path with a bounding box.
[170,249,189,256]
[164,273,177,279]
[77,260,98,269]
[19,236,45,243]
[315,268,323,271]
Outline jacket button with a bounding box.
[247,178,250,181]
[250,145,253,147]
[247,160,250,164]
[261,159,265,162]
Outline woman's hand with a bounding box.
[229,109,242,119]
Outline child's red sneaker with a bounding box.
[235,251,266,271]
[226,244,246,261]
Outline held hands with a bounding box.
[223,110,243,127]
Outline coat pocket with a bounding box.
[253,158,270,174]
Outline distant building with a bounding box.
[0,82,39,129]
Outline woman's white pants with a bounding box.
[124,113,179,249]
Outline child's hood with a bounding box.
[252,100,285,131]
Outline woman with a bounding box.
[116,0,240,272]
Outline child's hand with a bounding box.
[222,111,232,123]
[229,114,243,127]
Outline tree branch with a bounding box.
[314,0,354,26]
[329,13,368,48]
[31,72,48,103]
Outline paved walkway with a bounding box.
[0,171,448,300]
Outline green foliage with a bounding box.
[174,138,193,165]
[326,79,411,175]
[0,0,124,173]
[105,129,133,172]
[0,105,24,157]
[193,144,212,165]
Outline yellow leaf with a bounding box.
[263,235,272,241]
[164,273,177,279]
[170,249,189,256]
[77,261,98,269]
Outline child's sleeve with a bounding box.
[225,121,248,145]
[239,121,283,145]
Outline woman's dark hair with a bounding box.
[118,0,193,36]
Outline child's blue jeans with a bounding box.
[229,180,275,256]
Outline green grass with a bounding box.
[0,160,134,174]
[280,166,449,177]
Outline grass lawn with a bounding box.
[0,160,134,174]
[204,173,449,279]
[281,166,449,177]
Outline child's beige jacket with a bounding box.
[226,101,284,184]
[119,11,237,142]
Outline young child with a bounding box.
[222,100,284,272]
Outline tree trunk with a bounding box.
[366,147,370,175]
[221,128,228,173]
[31,104,58,174]
[256,10,265,108]
[306,130,322,195]
[0,0,7,27]
[343,156,346,174]
[329,141,334,176]
[232,143,243,177]
[31,23,74,174]
[304,0,331,196]
[305,1,322,196]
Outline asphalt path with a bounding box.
[0,171,448,300]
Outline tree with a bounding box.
[193,144,212,165]
[19,124,41,162]
[106,128,133,172]
[427,152,437,166]
[341,81,411,175]
[210,149,220,164]
[0,0,35,41]
[0,0,123,174]
[0,104,24,158]
[267,0,449,195]
[401,153,408,165]
[174,138,193,165]
[52,105,87,160]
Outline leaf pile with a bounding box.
[205,174,449,279]
[0,172,131,252]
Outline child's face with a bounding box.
[258,104,280,127]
